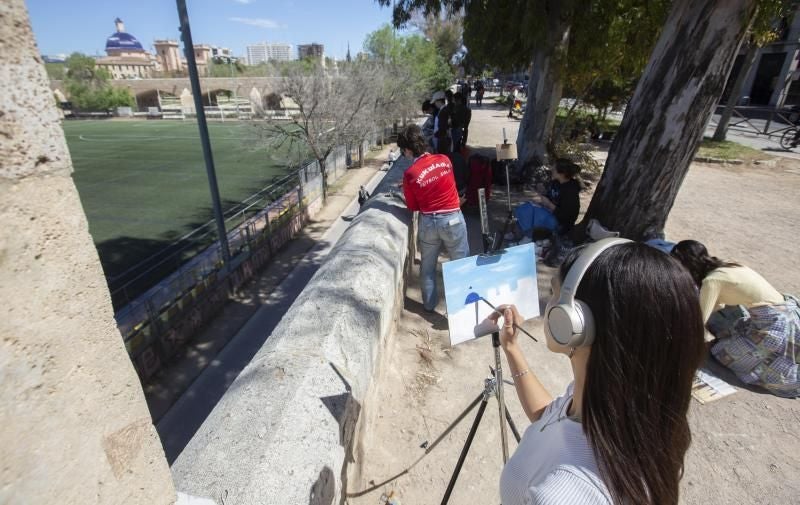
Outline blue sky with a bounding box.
[26,0,402,60]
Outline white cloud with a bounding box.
[229,17,285,29]
[232,0,255,4]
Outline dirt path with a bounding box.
[348,103,800,504]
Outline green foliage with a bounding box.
[697,137,769,162]
[381,0,668,101]
[751,0,798,47]
[412,12,464,66]
[208,57,245,77]
[552,139,602,176]
[63,52,134,111]
[45,62,65,80]
[565,1,669,103]
[364,24,454,95]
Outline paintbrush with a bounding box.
[464,292,538,342]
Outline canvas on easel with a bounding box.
[442,243,539,346]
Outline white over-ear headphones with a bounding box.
[544,238,632,348]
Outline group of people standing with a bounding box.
[395,94,799,504]
[421,88,472,155]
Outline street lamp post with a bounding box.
[176,0,232,266]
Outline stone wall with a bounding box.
[171,159,413,504]
[0,2,174,503]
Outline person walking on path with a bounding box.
[507,85,519,118]
[399,124,469,312]
[475,80,485,107]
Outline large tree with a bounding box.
[583,0,758,239]
[383,0,767,240]
[380,0,668,168]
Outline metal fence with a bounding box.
[115,131,387,379]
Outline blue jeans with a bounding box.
[419,211,469,311]
[513,202,559,234]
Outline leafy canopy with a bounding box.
[63,52,134,110]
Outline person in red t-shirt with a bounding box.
[399,124,470,312]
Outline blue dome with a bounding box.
[106,31,144,52]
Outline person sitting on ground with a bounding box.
[670,240,800,398]
[420,99,436,151]
[491,241,705,505]
[399,124,469,312]
[507,158,581,242]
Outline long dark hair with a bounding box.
[670,240,740,288]
[560,243,705,505]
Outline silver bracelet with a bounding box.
[511,368,530,379]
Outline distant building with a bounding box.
[724,7,800,107]
[246,42,292,64]
[265,43,292,62]
[43,54,67,63]
[154,39,181,74]
[297,43,324,62]
[95,18,157,79]
[246,44,268,65]
[193,44,212,74]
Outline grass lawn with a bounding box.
[697,137,769,162]
[64,119,301,307]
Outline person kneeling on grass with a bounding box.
[506,158,581,244]
[671,240,800,398]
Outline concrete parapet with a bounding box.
[0,2,174,503]
[171,159,412,504]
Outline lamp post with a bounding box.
[176,0,232,266]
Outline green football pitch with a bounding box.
[63,119,301,307]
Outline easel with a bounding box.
[479,129,519,252]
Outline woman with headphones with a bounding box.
[488,239,706,505]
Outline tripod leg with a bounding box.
[440,398,488,505]
[505,408,521,443]
[421,392,483,455]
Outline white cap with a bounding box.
[431,90,446,102]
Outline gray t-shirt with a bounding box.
[499,383,612,504]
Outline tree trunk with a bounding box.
[583,0,758,240]
[713,43,759,141]
[516,1,573,170]
[320,158,328,203]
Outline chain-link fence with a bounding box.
[117,129,390,379]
